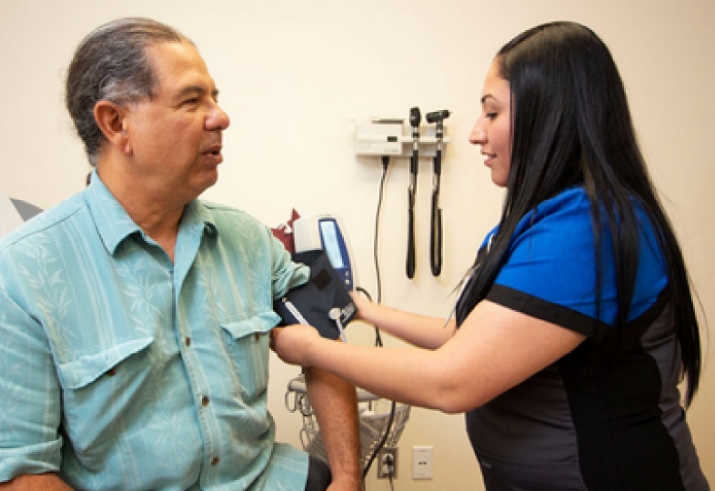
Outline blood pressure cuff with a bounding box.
[273,249,357,340]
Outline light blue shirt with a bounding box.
[0,174,310,490]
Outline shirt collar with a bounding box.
[84,170,217,256]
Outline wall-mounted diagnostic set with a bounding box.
[353,108,451,278]
[353,115,451,158]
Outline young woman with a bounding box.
[272,21,709,490]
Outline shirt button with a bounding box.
[211,456,220,466]
[184,337,191,347]
[201,396,210,407]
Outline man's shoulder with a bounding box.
[200,200,246,217]
[0,192,87,253]
[199,200,265,231]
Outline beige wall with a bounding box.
[2,1,713,489]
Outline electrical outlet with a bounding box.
[412,446,433,480]
[377,447,398,479]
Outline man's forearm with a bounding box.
[0,473,73,490]
[304,366,362,488]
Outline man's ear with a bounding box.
[93,101,131,154]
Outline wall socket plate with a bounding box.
[412,445,433,480]
[377,447,398,479]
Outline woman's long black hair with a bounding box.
[455,21,702,406]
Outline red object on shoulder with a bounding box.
[270,208,301,253]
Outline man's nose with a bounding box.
[206,103,230,131]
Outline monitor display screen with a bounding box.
[319,220,345,269]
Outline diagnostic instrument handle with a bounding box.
[407,193,416,279]
[430,190,442,276]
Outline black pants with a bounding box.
[305,456,332,491]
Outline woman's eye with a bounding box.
[485,112,497,120]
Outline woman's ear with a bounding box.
[93,101,131,154]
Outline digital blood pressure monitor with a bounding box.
[293,214,354,291]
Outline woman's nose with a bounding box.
[469,118,486,145]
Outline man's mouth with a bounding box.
[206,144,222,156]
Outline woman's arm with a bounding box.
[272,300,585,413]
[351,293,455,349]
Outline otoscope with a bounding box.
[426,109,450,276]
[406,107,421,279]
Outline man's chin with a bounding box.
[194,171,219,196]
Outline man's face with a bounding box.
[121,41,230,202]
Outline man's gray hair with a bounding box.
[65,17,192,165]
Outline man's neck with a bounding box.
[96,164,186,262]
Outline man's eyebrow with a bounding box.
[175,85,220,100]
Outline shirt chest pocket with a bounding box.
[55,337,154,459]
[220,312,279,401]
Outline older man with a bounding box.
[0,17,360,491]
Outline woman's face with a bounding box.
[469,59,512,187]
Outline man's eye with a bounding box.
[179,97,202,108]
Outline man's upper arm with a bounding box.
[0,284,63,481]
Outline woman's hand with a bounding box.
[270,324,322,366]
[349,291,373,322]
